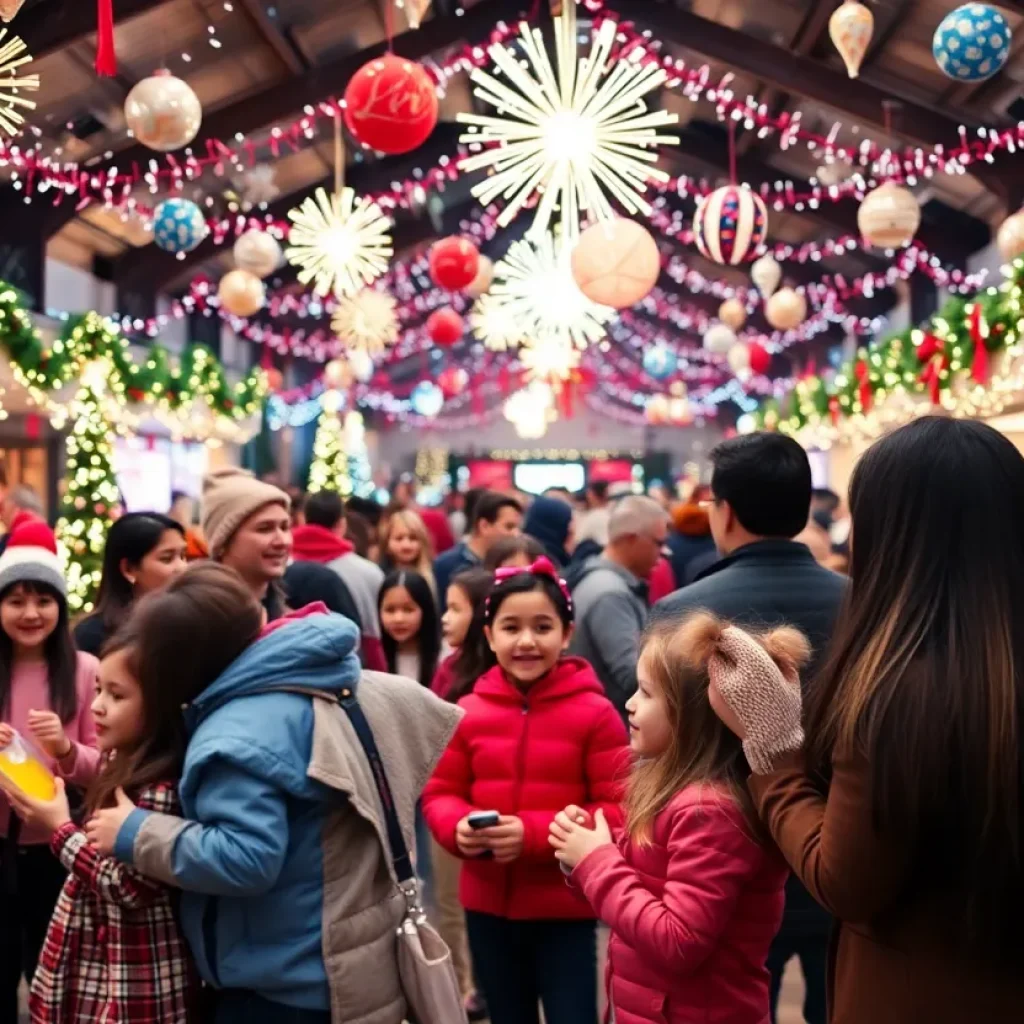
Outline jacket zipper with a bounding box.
[505,697,530,916]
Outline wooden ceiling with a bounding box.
[6,0,1023,318]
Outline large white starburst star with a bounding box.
[457,2,679,241]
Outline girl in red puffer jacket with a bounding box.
[550,613,798,1024]
[423,557,628,1024]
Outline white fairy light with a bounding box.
[458,1,679,241]
[331,288,398,355]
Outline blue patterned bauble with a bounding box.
[933,4,1011,82]
[410,381,444,418]
[153,198,207,254]
[643,345,678,381]
[694,185,769,266]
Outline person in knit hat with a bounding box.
[201,468,291,619]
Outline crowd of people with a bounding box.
[0,415,1022,1024]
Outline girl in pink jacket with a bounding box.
[550,613,801,1024]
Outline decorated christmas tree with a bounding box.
[343,411,375,499]
[307,392,353,496]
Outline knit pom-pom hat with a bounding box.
[0,518,66,598]
[201,468,290,560]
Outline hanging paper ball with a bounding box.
[727,343,751,378]
[152,198,207,254]
[429,237,480,291]
[646,394,670,425]
[264,367,284,392]
[427,307,464,347]
[997,209,1024,262]
[411,381,444,418]
[748,341,771,375]
[217,270,265,317]
[233,229,282,279]
[438,366,469,399]
[343,54,439,155]
[704,323,737,355]
[0,0,26,21]
[467,255,495,299]
[933,4,1011,83]
[324,358,354,391]
[694,185,768,266]
[751,254,782,298]
[570,219,661,309]
[643,344,678,381]
[829,0,874,79]
[718,298,747,331]
[858,182,921,249]
[349,348,375,384]
[124,70,203,153]
[765,288,808,331]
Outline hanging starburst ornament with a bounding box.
[0,26,38,137]
[285,113,393,299]
[488,232,614,355]
[332,289,399,355]
[519,337,582,383]
[458,0,679,241]
[469,293,525,352]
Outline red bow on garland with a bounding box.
[854,359,872,413]
[919,353,949,405]
[969,303,989,385]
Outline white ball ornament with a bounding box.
[727,342,751,378]
[765,288,808,331]
[719,298,747,331]
[217,270,265,317]
[124,70,203,153]
[751,254,782,298]
[324,358,354,391]
[571,219,661,309]
[704,323,737,355]
[858,182,921,249]
[349,348,374,384]
[233,230,282,279]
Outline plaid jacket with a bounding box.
[29,782,200,1024]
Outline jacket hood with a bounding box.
[291,523,353,564]
[474,656,604,704]
[524,496,573,566]
[187,610,361,730]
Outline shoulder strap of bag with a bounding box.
[260,684,415,887]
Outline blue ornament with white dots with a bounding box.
[933,4,1011,83]
[153,198,208,254]
[643,344,678,381]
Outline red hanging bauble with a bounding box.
[748,341,771,375]
[438,366,469,398]
[429,236,480,291]
[427,307,464,347]
[343,54,439,155]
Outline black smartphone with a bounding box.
[467,810,500,830]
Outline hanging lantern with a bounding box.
[324,358,354,391]
[427,307,464,347]
[410,381,444,418]
[694,185,768,266]
[829,0,874,79]
[718,298,747,331]
[727,342,751,377]
[343,53,439,154]
[765,288,807,331]
[748,341,771,375]
[997,209,1024,262]
[933,4,1011,82]
[646,394,670,425]
[217,270,265,317]
[124,70,202,152]
[467,255,494,298]
[858,182,921,249]
[643,344,678,381]
[429,236,480,291]
[438,366,469,399]
[152,198,207,254]
[751,254,782,298]
[570,219,661,309]
[233,229,282,278]
[704,323,737,355]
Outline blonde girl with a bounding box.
[380,509,436,592]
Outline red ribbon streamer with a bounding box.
[96,0,117,77]
[916,332,942,364]
[919,355,948,405]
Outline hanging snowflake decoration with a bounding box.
[331,288,399,355]
[458,1,679,241]
[469,293,525,352]
[488,232,614,355]
[239,164,280,208]
[0,27,39,137]
[285,187,393,299]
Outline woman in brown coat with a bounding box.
[706,416,1024,1023]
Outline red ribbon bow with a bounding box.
[492,556,573,608]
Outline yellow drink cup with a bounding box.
[0,731,56,801]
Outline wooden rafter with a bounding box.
[234,0,307,74]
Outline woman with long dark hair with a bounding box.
[73,513,186,656]
[709,416,1024,1022]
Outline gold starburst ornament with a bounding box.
[458,0,679,241]
[469,293,525,352]
[285,186,393,300]
[332,288,399,355]
[0,26,38,137]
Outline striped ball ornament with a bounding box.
[694,185,769,266]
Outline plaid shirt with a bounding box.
[29,782,200,1024]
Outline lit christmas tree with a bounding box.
[307,391,353,496]
[343,411,375,498]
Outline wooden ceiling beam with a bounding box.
[233,0,308,74]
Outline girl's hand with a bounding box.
[0,723,14,747]
[27,710,72,759]
[6,776,71,834]
[549,807,613,869]
[557,804,594,830]
[477,816,525,864]
[455,815,491,858]
[84,788,136,856]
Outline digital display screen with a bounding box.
[513,462,586,496]
[465,460,514,491]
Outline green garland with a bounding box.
[755,258,1024,434]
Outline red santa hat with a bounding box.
[0,518,65,598]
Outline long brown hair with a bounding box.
[86,562,264,812]
[804,416,1024,955]
[627,613,808,845]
